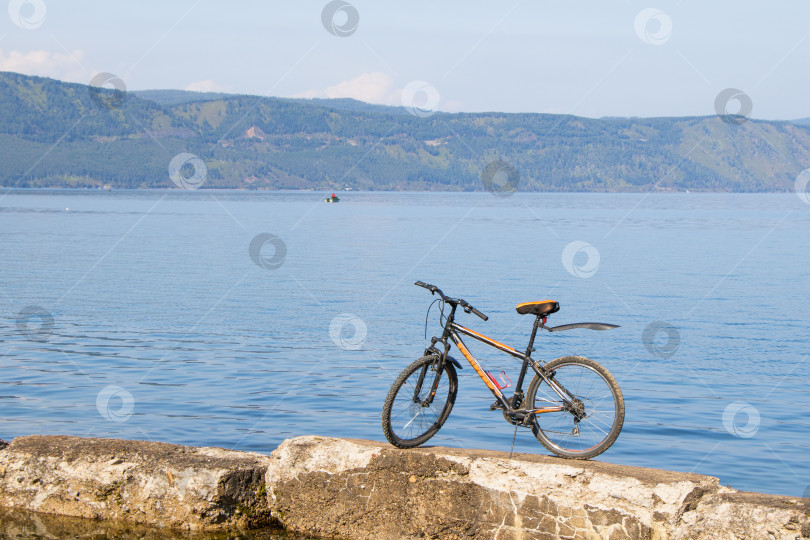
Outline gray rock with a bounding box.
[1,434,808,539]
[266,436,810,540]
[0,435,275,531]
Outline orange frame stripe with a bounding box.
[452,334,503,396]
[531,407,564,414]
[459,326,519,355]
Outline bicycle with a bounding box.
[381,281,625,459]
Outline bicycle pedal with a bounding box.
[489,400,504,411]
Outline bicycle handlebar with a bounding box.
[414,281,488,321]
[414,280,436,294]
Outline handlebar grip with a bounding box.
[471,307,488,321]
[414,281,430,289]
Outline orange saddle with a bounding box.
[515,300,560,317]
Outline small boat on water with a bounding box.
[325,193,340,203]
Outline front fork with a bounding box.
[412,338,451,406]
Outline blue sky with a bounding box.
[1,0,808,119]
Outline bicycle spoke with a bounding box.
[382,356,457,447]
[527,357,623,458]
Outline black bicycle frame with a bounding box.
[420,300,571,420]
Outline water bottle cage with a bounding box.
[485,370,512,390]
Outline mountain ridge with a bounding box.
[1,71,809,192]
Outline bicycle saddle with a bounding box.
[516,300,560,317]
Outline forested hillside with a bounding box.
[2,71,809,191]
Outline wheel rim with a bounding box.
[388,364,452,443]
[531,363,619,455]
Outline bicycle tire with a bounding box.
[525,356,624,459]
[382,355,458,448]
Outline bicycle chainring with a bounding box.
[502,393,523,425]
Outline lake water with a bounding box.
[1,190,808,498]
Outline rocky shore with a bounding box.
[0,434,807,539]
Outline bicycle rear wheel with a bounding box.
[525,356,624,459]
[382,355,458,448]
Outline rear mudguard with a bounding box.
[547,322,619,332]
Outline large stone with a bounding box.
[672,491,810,540]
[265,436,810,540]
[0,435,274,530]
[1,434,808,539]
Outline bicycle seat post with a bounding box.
[512,315,545,401]
[525,315,545,358]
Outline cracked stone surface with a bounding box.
[1,435,808,539]
[0,435,275,531]
[266,436,810,540]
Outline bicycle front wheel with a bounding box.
[382,355,458,448]
[525,356,624,459]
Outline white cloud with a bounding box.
[185,79,230,93]
[294,72,399,105]
[0,49,86,82]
